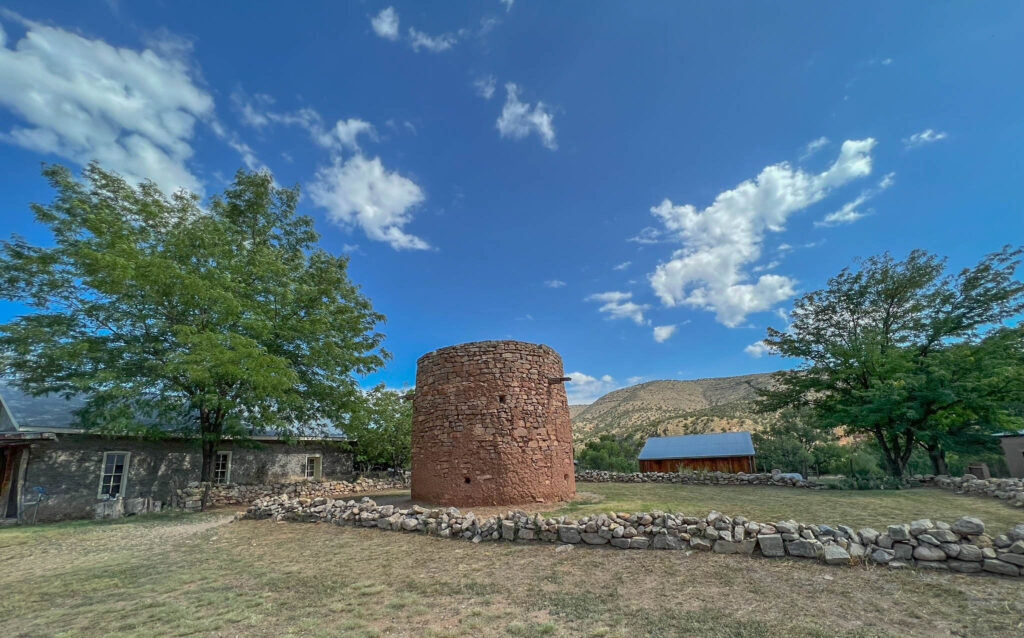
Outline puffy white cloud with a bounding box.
[800,136,829,161]
[816,171,894,227]
[309,155,430,251]
[0,15,214,195]
[544,279,566,288]
[653,324,676,343]
[496,83,557,150]
[565,371,621,404]
[744,341,770,358]
[409,27,456,53]
[647,139,876,326]
[586,291,649,325]
[903,129,947,148]
[613,261,631,271]
[474,74,497,100]
[371,7,400,41]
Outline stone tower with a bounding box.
[410,340,576,506]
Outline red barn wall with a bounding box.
[639,456,754,474]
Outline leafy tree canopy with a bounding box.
[0,164,388,493]
[347,384,412,472]
[756,247,1024,478]
[577,434,641,473]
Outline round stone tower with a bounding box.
[410,340,576,506]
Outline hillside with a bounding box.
[571,372,778,447]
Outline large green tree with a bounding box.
[756,247,1024,478]
[0,164,388,502]
[347,385,413,472]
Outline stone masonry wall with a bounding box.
[243,495,1024,578]
[21,435,353,522]
[411,340,575,506]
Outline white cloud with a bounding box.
[565,371,621,404]
[544,279,566,288]
[613,261,631,271]
[744,341,770,358]
[653,324,677,343]
[256,106,375,153]
[586,291,649,325]
[903,129,947,148]
[816,171,894,227]
[409,27,456,53]
[752,260,781,273]
[626,375,647,385]
[0,16,214,195]
[474,74,497,100]
[371,7,400,41]
[628,227,664,244]
[496,83,557,150]
[309,155,430,251]
[800,136,829,161]
[500,0,515,12]
[647,138,877,326]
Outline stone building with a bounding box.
[410,340,576,506]
[999,429,1024,478]
[0,381,353,523]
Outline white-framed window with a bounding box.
[214,451,232,484]
[98,451,130,499]
[305,455,322,480]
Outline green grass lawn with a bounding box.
[3,510,1024,638]
[552,482,1023,532]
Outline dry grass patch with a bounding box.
[2,513,1023,637]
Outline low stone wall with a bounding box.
[916,474,1024,508]
[175,476,409,511]
[575,469,824,489]
[242,495,1024,578]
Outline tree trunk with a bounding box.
[927,445,948,475]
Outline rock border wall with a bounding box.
[575,469,824,488]
[175,476,409,511]
[242,495,1024,578]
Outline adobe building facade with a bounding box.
[410,340,576,506]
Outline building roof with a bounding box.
[638,431,755,460]
[0,379,349,441]
[0,381,86,431]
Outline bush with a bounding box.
[577,435,641,473]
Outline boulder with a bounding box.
[951,517,985,536]
[958,544,983,562]
[557,525,582,544]
[870,548,895,564]
[758,534,785,558]
[888,524,911,542]
[982,559,1020,576]
[948,559,983,573]
[823,544,851,565]
[913,545,947,561]
[581,532,608,545]
[787,539,819,558]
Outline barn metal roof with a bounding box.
[638,431,755,460]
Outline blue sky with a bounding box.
[1,2,1022,403]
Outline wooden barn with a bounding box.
[637,431,755,473]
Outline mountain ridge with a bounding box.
[570,372,780,447]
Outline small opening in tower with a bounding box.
[464,476,472,484]
[498,395,507,404]
[564,473,569,481]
